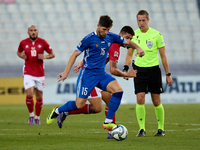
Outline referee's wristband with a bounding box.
[122,65,129,72]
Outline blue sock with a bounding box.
[106,92,123,120]
[58,101,78,113]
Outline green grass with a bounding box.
[0,104,200,150]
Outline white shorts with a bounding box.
[23,75,45,92]
[88,87,102,99]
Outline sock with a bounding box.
[58,101,78,113]
[68,104,91,115]
[35,116,40,119]
[30,112,34,117]
[105,107,116,123]
[35,98,43,117]
[105,92,123,121]
[26,96,34,114]
[136,103,146,131]
[155,104,165,130]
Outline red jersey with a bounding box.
[106,43,120,64]
[18,37,53,77]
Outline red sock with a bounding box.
[35,99,43,116]
[105,107,116,123]
[26,96,34,113]
[68,104,91,115]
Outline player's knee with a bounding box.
[76,102,86,109]
[26,93,33,97]
[94,105,103,113]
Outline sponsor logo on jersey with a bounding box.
[95,43,99,48]
[38,44,42,48]
[25,45,29,48]
[108,42,111,47]
[147,41,153,48]
[161,41,165,45]
[114,51,118,57]
[101,41,105,43]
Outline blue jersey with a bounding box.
[76,31,126,70]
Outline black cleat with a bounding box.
[136,129,146,137]
[154,129,165,136]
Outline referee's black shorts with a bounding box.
[132,63,164,94]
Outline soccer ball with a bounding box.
[111,124,128,141]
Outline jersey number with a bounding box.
[82,87,88,95]
[31,49,37,57]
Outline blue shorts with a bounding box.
[76,68,115,98]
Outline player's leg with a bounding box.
[136,92,146,137]
[24,75,35,125]
[99,75,123,131]
[46,97,87,125]
[101,91,115,123]
[101,91,115,139]
[133,67,148,137]
[57,87,102,128]
[149,66,165,136]
[57,97,102,128]
[34,76,45,125]
[151,93,165,136]
[25,87,35,125]
[34,88,43,125]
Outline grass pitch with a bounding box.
[0,104,200,150]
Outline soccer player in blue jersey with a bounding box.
[46,15,144,131]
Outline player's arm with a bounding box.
[159,46,173,86]
[17,51,27,60]
[110,60,137,77]
[122,47,135,80]
[125,39,145,57]
[57,50,80,82]
[124,47,135,70]
[38,51,55,60]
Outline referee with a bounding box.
[123,10,173,137]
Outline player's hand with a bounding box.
[74,61,83,73]
[57,72,68,82]
[127,67,137,77]
[21,51,27,59]
[38,54,45,60]
[135,48,145,57]
[74,64,81,73]
[166,76,173,86]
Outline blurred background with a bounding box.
[0,0,200,77]
[1,0,200,104]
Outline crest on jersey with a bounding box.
[25,45,29,48]
[108,42,111,47]
[38,44,42,48]
[114,51,119,57]
[95,43,99,48]
[147,41,153,48]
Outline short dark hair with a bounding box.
[137,10,149,19]
[98,15,113,28]
[120,26,135,36]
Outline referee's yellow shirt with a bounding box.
[131,27,165,67]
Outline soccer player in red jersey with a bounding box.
[17,25,55,125]
[57,26,135,139]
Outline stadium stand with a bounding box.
[0,0,200,76]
